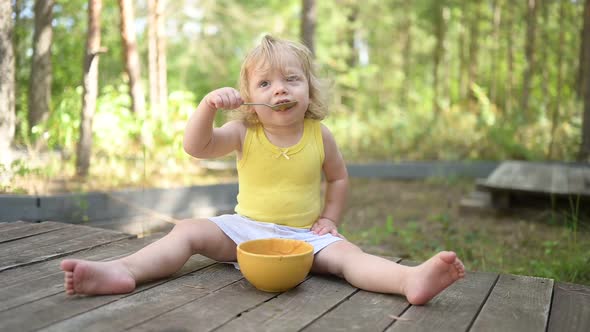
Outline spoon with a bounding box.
[242,100,297,111]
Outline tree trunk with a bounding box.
[401,0,413,108]
[490,0,502,105]
[12,0,22,118]
[505,1,514,114]
[579,0,590,161]
[118,0,145,116]
[148,0,167,119]
[157,0,167,118]
[520,0,538,118]
[457,10,467,100]
[432,2,447,114]
[340,0,358,110]
[148,0,158,116]
[76,0,103,177]
[578,2,587,100]
[28,0,54,132]
[0,0,15,164]
[540,0,550,110]
[345,3,358,68]
[548,0,566,159]
[300,0,316,56]
[467,2,481,92]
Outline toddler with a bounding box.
[61,35,464,305]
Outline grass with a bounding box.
[340,178,590,285]
[345,214,590,284]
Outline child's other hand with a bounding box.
[311,217,344,238]
[204,87,243,111]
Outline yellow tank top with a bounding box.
[235,119,325,228]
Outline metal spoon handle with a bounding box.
[242,101,297,111]
[242,102,270,107]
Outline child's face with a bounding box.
[246,54,310,127]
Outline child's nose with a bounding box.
[273,82,287,95]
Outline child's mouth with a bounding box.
[272,100,297,111]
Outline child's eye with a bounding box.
[258,80,270,88]
[286,75,299,82]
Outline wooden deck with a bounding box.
[1,221,588,332]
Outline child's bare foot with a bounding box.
[60,259,136,295]
[404,251,465,305]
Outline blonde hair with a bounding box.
[234,35,327,125]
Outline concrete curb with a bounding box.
[0,183,238,224]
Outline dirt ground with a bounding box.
[343,178,589,284]
[343,178,488,256]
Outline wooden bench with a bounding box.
[461,161,590,213]
[478,161,590,208]
[0,221,588,331]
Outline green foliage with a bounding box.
[94,84,140,144]
[0,159,38,191]
[10,0,586,178]
[42,86,82,150]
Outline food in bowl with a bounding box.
[237,238,314,292]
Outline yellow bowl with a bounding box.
[237,238,314,292]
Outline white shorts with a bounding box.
[208,214,343,256]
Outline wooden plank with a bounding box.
[528,164,553,192]
[483,161,590,197]
[0,234,165,312]
[0,232,163,288]
[551,164,569,194]
[485,162,527,191]
[303,290,408,332]
[0,224,134,271]
[500,162,520,187]
[126,279,278,331]
[500,162,551,192]
[547,282,590,332]
[470,274,553,332]
[301,257,406,332]
[42,264,245,332]
[385,272,498,332]
[0,255,215,332]
[485,162,523,188]
[214,275,357,332]
[567,167,590,195]
[0,221,67,243]
[0,221,31,232]
[0,221,35,240]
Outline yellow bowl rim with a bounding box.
[237,238,314,259]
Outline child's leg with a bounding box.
[311,241,465,305]
[60,219,236,296]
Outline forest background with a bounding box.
[0,0,589,191]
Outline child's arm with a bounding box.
[183,87,245,159]
[311,124,349,237]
